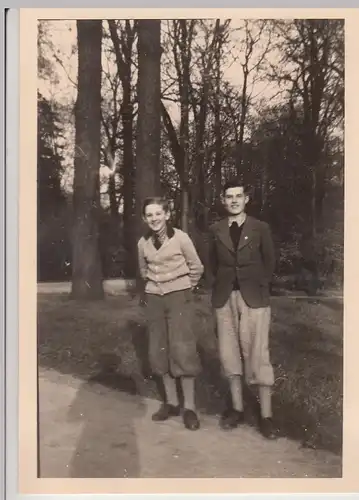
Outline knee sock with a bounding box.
[181,376,196,411]
[259,385,272,419]
[229,375,244,412]
[163,374,179,406]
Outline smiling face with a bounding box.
[222,186,249,216]
[143,203,170,233]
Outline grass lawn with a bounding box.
[37,291,343,455]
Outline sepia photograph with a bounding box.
[35,15,344,480]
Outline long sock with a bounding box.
[229,375,244,412]
[259,385,272,419]
[181,376,196,411]
[163,374,179,406]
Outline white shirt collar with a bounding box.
[228,214,247,227]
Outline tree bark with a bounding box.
[191,20,221,230]
[214,28,222,203]
[108,174,118,218]
[71,20,104,300]
[260,138,269,215]
[108,20,137,277]
[236,68,248,173]
[135,20,162,240]
[179,20,191,233]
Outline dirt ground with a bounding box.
[37,289,343,455]
[38,367,342,479]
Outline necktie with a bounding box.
[230,221,240,249]
[230,221,240,290]
[153,233,162,250]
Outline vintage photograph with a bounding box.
[36,17,344,478]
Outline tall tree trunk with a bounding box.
[108,20,137,277]
[236,68,249,174]
[260,139,269,216]
[179,20,191,233]
[71,20,104,300]
[108,174,118,217]
[193,87,210,231]
[122,81,136,276]
[315,161,326,233]
[103,145,119,218]
[214,35,222,203]
[301,129,322,240]
[135,20,162,241]
[191,19,221,230]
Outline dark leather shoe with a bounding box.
[259,417,278,439]
[183,409,200,430]
[152,403,181,422]
[220,409,245,430]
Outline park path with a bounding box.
[39,367,341,479]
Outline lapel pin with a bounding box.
[244,236,248,240]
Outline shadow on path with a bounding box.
[128,318,261,425]
[67,355,145,478]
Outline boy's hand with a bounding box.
[139,292,147,307]
[192,283,203,294]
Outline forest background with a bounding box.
[37,18,344,298]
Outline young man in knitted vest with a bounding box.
[209,179,278,439]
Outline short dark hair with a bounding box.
[142,196,170,216]
[222,178,250,195]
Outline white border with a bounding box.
[5,8,19,500]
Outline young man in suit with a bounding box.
[209,179,277,439]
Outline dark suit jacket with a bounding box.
[208,215,276,309]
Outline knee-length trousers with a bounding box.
[215,290,274,386]
[145,290,201,377]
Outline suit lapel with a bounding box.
[216,215,255,253]
[237,216,254,252]
[216,219,234,252]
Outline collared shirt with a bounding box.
[152,225,168,249]
[228,214,247,227]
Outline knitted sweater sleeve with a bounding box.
[137,237,147,281]
[178,230,204,287]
